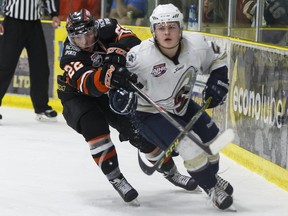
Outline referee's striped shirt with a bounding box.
[1,0,58,21]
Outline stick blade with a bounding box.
[138,150,157,175]
[209,129,235,154]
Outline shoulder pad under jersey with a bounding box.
[97,18,116,29]
[97,18,117,40]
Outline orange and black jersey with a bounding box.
[59,18,141,98]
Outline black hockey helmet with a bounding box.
[66,8,99,50]
[66,8,98,36]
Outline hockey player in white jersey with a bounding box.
[109,4,234,210]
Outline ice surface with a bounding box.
[0,107,287,216]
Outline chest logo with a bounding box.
[151,63,167,77]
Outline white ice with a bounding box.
[0,106,287,216]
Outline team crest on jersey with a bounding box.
[91,53,103,67]
[151,63,167,77]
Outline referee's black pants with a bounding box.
[0,16,52,113]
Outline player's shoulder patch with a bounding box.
[127,51,137,63]
[63,43,80,56]
[97,18,113,28]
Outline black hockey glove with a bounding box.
[100,43,138,90]
[104,43,128,67]
[100,64,138,90]
[203,66,229,108]
[109,89,137,115]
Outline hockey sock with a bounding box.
[207,154,220,175]
[146,147,176,174]
[188,167,217,192]
[158,157,177,174]
[88,134,121,180]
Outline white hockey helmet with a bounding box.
[149,4,184,32]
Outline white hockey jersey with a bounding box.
[126,32,227,115]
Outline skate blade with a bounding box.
[36,115,57,122]
[223,204,237,212]
[126,198,140,207]
[190,186,202,193]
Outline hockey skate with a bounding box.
[208,185,233,210]
[164,171,199,191]
[36,109,57,122]
[216,174,233,195]
[109,175,139,206]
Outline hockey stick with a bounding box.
[129,82,234,175]
[137,97,211,175]
[130,82,234,155]
[138,129,235,176]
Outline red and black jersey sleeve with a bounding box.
[60,39,109,97]
[62,62,109,97]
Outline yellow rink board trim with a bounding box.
[2,94,63,113]
[222,143,288,191]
